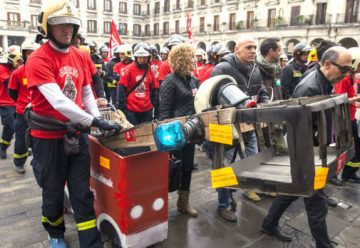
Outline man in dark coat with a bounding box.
[211,36,270,222]
[262,46,352,248]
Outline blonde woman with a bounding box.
[159,44,199,217]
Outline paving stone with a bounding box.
[287,212,348,239]
[333,216,360,248]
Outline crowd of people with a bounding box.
[1,0,360,247]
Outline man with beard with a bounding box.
[118,43,158,125]
[256,38,282,100]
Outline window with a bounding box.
[199,17,205,32]
[133,24,141,36]
[290,6,300,26]
[7,12,20,26]
[214,0,220,3]
[200,0,206,5]
[175,0,181,9]
[87,20,97,33]
[119,23,127,35]
[164,0,170,13]
[154,23,159,35]
[213,15,219,31]
[134,4,141,15]
[147,4,150,15]
[104,21,111,33]
[30,14,37,27]
[316,3,327,24]
[345,0,359,23]
[267,8,276,28]
[30,15,37,27]
[163,22,169,35]
[30,0,41,4]
[187,0,194,8]
[246,11,254,29]
[155,2,160,15]
[87,0,96,10]
[145,24,151,35]
[119,2,127,14]
[229,13,236,30]
[104,0,112,12]
[71,0,80,8]
[175,20,180,33]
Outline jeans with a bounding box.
[217,131,258,209]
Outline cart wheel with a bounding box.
[100,220,121,248]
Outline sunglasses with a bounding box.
[330,61,351,73]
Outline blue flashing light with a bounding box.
[154,121,187,152]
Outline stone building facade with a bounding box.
[1,0,359,54]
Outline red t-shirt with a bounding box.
[26,42,90,139]
[198,64,214,84]
[80,51,97,98]
[119,63,157,113]
[158,60,171,83]
[151,59,162,86]
[335,76,358,121]
[0,64,15,107]
[114,61,133,81]
[8,65,29,114]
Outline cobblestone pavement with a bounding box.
[0,144,359,248]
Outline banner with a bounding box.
[109,20,122,59]
[187,13,193,44]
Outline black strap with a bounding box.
[126,66,149,96]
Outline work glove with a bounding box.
[92,118,121,137]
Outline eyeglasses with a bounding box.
[330,61,351,73]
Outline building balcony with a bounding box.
[0,20,31,32]
[172,5,182,13]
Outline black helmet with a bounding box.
[293,43,311,55]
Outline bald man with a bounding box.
[210,36,270,222]
[262,46,352,247]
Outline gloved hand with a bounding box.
[92,118,121,136]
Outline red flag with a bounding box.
[187,13,193,44]
[109,20,122,59]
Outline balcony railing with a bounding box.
[0,20,31,31]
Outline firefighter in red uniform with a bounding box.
[198,44,230,84]
[150,44,162,84]
[113,44,133,86]
[194,48,206,77]
[25,1,120,247]
[0,49,22,159]
[158,34,185,85]
[8,40,39,173]
[118,43,158,125]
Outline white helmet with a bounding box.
[160,47,169,54]
[21,40,40,51]
[7,45,21,54]
[168,34,185,47]
[99,45,109,53]
[194,75,249,113]
[348,47,360,71]
[117,44,133,58]
[37,0,81,37]
[195,48,206,60]
[133,43,150,57]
